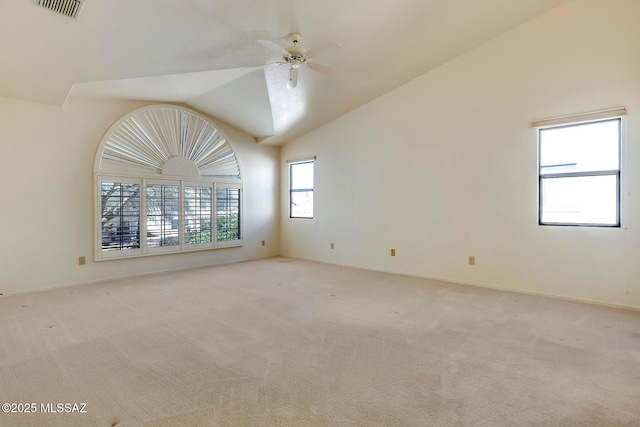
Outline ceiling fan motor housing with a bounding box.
[285,46,308,65]
[283,33,309,66]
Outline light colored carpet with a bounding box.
[0,257,639,426]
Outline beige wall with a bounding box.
[0,97,280,295]
[281,0,640,309]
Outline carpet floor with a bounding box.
[0,257,639,426]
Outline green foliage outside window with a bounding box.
[217,213,240,241]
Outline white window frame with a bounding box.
[96,177,243,260]
[97,177,143,260]
[288,157,315,219]
[144,179,182,255]
[183,181,215,251]
[534,110,624,228]
[214,183,243,248]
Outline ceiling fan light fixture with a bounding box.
[287,67,299,89]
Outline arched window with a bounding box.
[94,105,242,260]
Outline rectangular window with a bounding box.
[538,118,621,227]
[146,183,180,247]
[184,185,212,245]
[216,187,241,242]
[100,182,141,252]
[97,177,242,260]
[289,160,314,218]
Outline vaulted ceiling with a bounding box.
[0,0,570,145]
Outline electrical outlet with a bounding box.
[331,243,334,249]
[261,240,265,246]
[468,256,475,266]
[79,256,86,266]
[391,248,396,257]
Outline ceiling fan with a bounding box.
[257,33,340,88]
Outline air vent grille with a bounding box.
[36,0,83,19]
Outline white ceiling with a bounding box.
[0,0,570,145]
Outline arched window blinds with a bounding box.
[94,105,242,260]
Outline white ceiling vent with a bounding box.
[35,0,83,20]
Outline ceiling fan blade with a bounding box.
[242,64,267,72]
[287,67,299,89]
[242,61,282,71]
[257,40,289,56]
[309,62,340,77]
[305,41,341,58]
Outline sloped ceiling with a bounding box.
[0,0,570,145]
